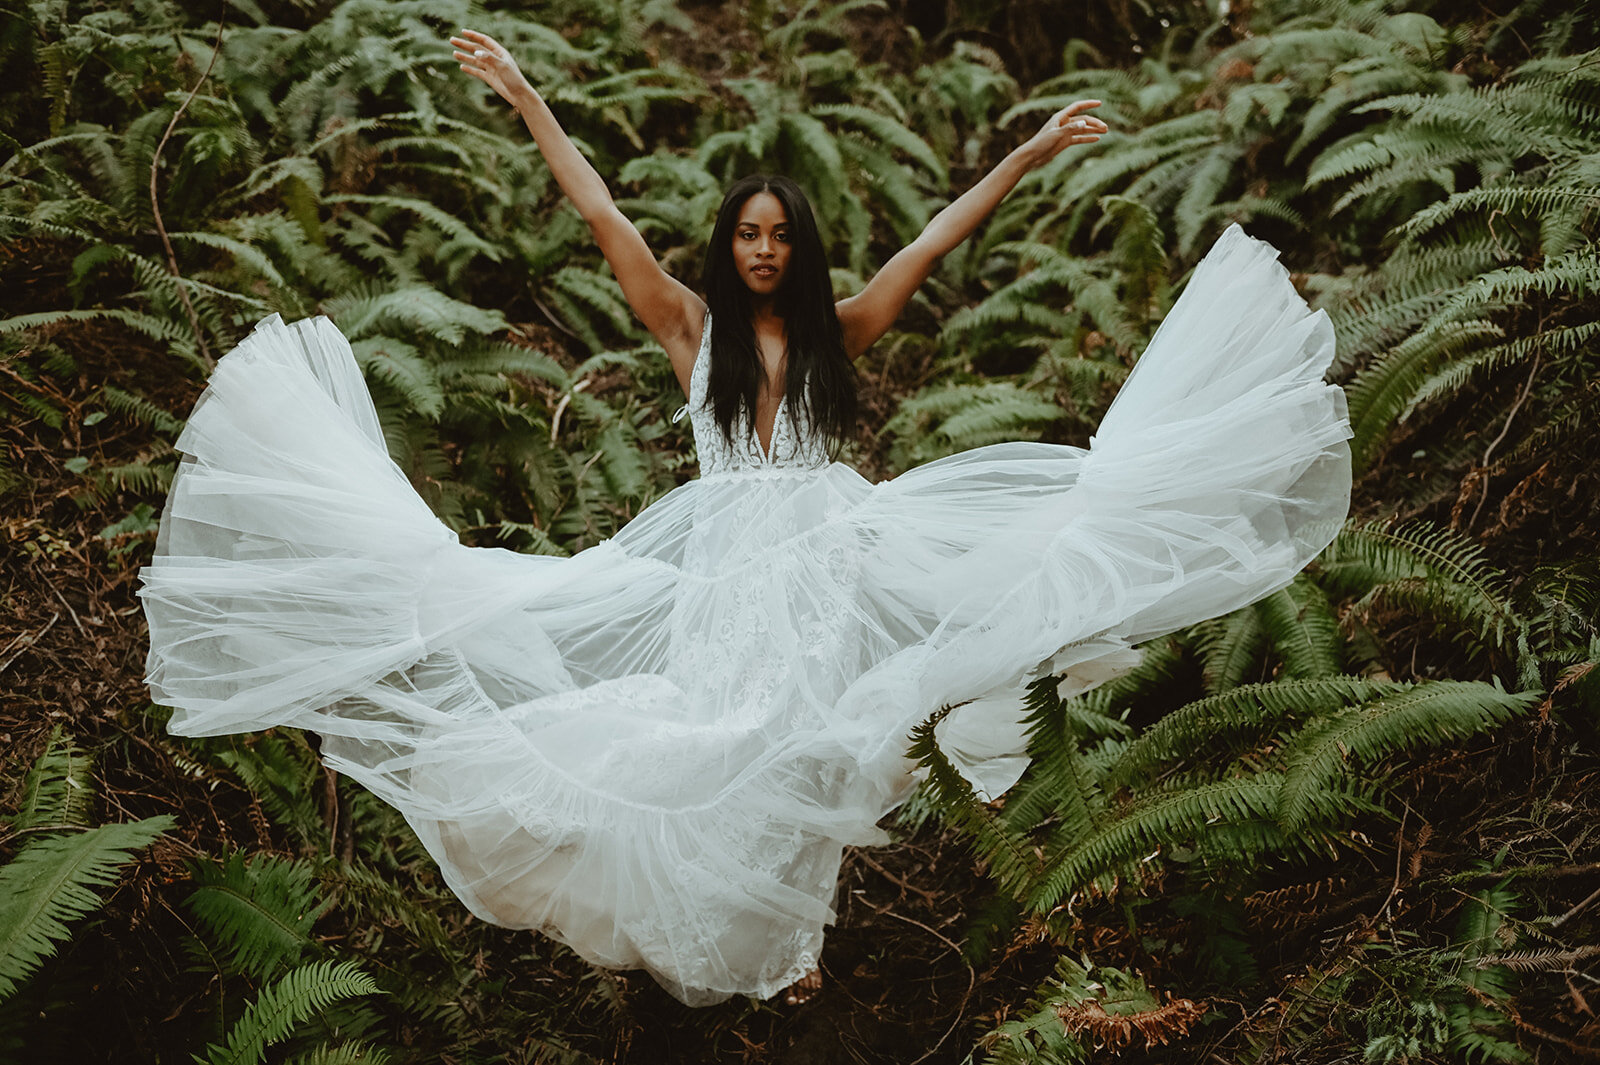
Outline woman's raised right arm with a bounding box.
[451,30,703,392]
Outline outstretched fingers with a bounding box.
[1014,99,1106,167]
[451,32,492,83]
[450,30,524,99]
[1046,100,1108,147]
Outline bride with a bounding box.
[139,29,1351,1007]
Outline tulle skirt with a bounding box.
[139,223,1352,1004]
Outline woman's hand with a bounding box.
[447,28,704,388]
[1019,100,1107,169]
[836,100,1106,358]
[450,29,535,109]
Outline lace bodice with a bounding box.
[681,313,830,476]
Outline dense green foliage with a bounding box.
[2,0,1596,1060]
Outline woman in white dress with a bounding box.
[138,29,1351,1007]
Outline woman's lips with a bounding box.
[751,265,777,279]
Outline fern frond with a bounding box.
[9,727,95,833]
[0,816,174,1001]
[170,230,288,287]
[1258,576,1343,679]
[1343,314,1505,470]
[186,851,330,980]
[196,958,382,1065]
[326,285,508,345]
[1001,681,1111,842]
[1473,945,1600,972]
[0,307,191,347]
[1408,320,1600,413]
[283,1042,390,1065]
[813,102,947,183]
[907,712,1042,898]
[317,859,450,954]
[884,383,1067,468]
[1107,676,1386,789]
[1193,608,1266,693]
[1319,520,1523,655]
[1276,681,1538,829]
[349,336,444,420]
[1032,775,1284,911]
[98,384,186,438]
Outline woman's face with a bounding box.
[731,191,791,297]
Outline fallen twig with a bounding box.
[0,611,59,675]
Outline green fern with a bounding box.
[1192,607,1267,692]
[186,851,331,981]
[349,336,446,420]
[212,733,327,851]
[1106,675,1387,789]
[1276,681,1538,829]
[98,384,186,438]
[976,955,1097,1064]
[1258,575,1344,679]
[1032,774,1286,911]
[907,710,1042,899]
[1000,680,1116,844]
[283,1043,390,1065]
[884,382,1068,469]
[0,815,174,1001]
[1319,520,1526,662]
[194,958,382,1065]
[8,727,95,833]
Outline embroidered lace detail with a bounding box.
[688,313,831,476]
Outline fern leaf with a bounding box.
[349,336,444,420]
[812,102,947,183]
[1258,577,1343,679]
[1000,679,1112,841]
[169,230,287,287]
[1032,775,1284,911]
[1193,608,1266,693]
[1319,520,1523,655]
[284,1043,390,1065]
[98,384,186,438]
[326,285,507,345]
[1107,676,1385,789]
[197,958,382,1065]
[1276,682,1538,829]
[907,711,1042,899]
[0,816,174,1001]
[284,1036,390,1061]
[9,727,95,832]
[186,852,330,980]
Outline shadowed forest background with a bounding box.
[2,0,1599,1061]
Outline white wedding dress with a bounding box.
[140,223,1352,1005]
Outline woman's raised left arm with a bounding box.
[835,100,1107,360]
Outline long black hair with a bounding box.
[700,174,857,453]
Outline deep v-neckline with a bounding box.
[756,388,787,461]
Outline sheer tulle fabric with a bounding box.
[140,223,1352,1004]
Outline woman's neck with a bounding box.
[748,291,781,322]
[748,304,787,386]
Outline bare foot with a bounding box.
[782,966,822,1005]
